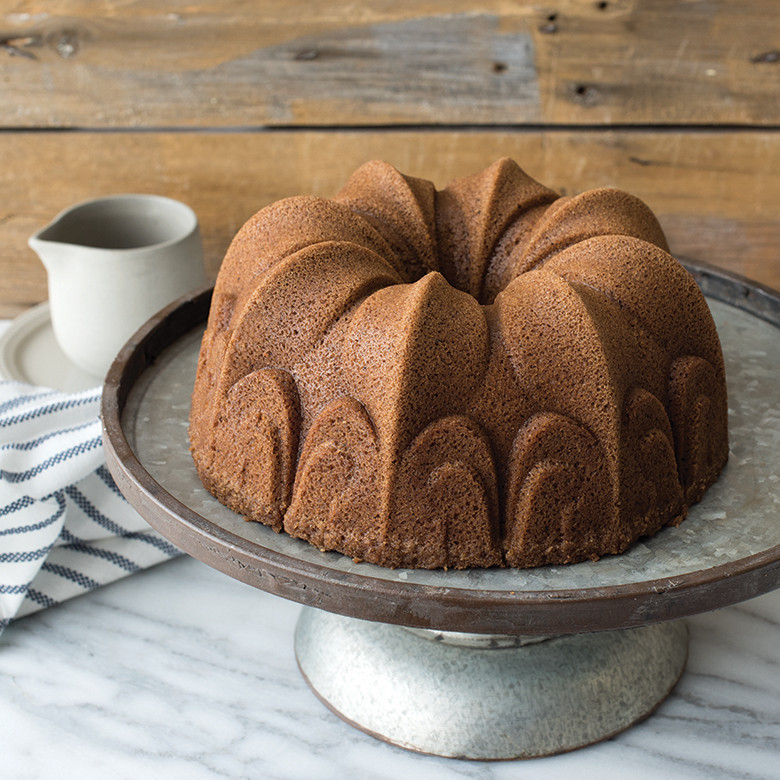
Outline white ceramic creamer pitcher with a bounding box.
[29,194,206,379]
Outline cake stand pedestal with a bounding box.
[102,262,780,760]
[294,611,688,758]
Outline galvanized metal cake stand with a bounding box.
[102,261,780,760]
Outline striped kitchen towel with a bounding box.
[0,379,181,636]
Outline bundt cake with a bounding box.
[189,158,728,569]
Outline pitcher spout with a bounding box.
[28,211,74,273]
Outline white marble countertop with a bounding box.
[1,554,778,780]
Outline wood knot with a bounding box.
[751,50,779,63]
[570,83,599,106]
[53,28,80,59]
[293,48,319,61]
[539,12,558,34]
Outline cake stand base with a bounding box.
[295,608,688,760]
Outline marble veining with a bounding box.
[1,556,778,779]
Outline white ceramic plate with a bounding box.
[0,302,100,391]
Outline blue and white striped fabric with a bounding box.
[0,380,181,636]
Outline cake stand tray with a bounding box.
[102,261,780,759]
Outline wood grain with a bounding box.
[1,1,778,127]
[2,128,778,315]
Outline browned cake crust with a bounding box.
[189,159,729,569]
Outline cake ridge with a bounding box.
[518,187,670,276]
[433,158,560,303]
[342,269,491,461]
[476,189,561,304]
[216,240,401,401]
[336,159,438,282]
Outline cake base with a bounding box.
[295,607,688,760]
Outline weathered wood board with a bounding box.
[1,1,778,127]
[2,129,778,314]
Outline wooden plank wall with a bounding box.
[1,0,779,316]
